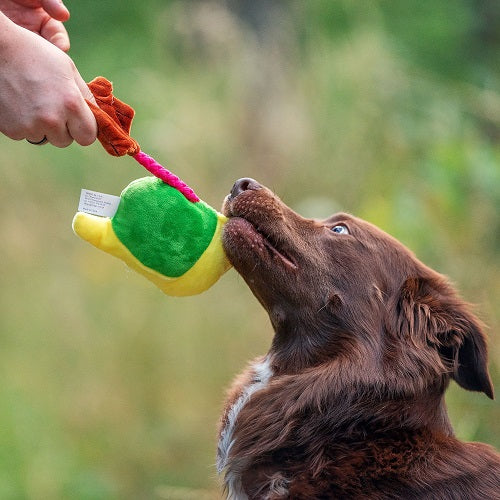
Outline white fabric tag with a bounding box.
[78,189,121,217]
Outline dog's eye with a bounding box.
[331,224,349,235]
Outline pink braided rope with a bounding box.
[133,151,200,203]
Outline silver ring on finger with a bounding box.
[26,136,48,146]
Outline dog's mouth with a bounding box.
[222,181,298,272]
[225,216,297,271]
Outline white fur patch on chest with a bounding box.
[217,357,273,497]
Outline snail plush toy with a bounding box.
[72,77,231,296]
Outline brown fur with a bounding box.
[219,178,499,499]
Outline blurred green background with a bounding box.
[0,0,499,498]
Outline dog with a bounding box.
[217,178,500,499]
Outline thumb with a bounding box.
[41,18,70,52]
[40,0,70,22]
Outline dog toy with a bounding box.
[72,77,231,296]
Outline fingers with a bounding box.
[41,17,70,52]
[26,136,48,145]
[20,111,72,148]
[45,124,74,148]
[40,0,70,22]
[74,72,97,106]
[21,89,97,148]
[68,71,98,145]
[66,106,98,147]
[49,65,97,146]
[49,96,97,148]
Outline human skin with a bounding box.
[0,1,97,146]
[0,0,70,51]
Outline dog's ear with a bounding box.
[396,276,494,399]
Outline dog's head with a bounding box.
[222,178,494,399]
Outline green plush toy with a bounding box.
[73,77,231,296]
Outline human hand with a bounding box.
[0,0,70,51]
[0,17,97,147]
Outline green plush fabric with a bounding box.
[111,177,218,277]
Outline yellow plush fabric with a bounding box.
[73,211,231,296]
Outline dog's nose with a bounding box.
[230,178,262,199]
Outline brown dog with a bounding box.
[217,178,500,499]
